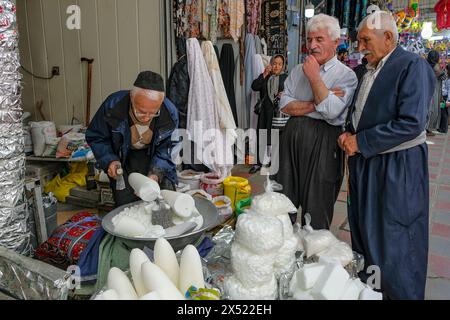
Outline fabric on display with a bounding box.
[202,41,237,131]
[167,37,190,129]
[244,34,257,129]
[187,38,230,177]
[227,0,246,42]
[219,44,239,126]
[263,0,288,58]
[246,0,262,35]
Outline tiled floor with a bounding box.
[234,128,450,300]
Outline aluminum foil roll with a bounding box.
[0,0,30,255]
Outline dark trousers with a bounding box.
[111,149,174,208]
[438,107,449,133]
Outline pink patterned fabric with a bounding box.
[246,0,262,35]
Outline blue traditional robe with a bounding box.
[346,47,436,300]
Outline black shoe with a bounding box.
[249,165,262,174]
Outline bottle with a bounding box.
[116,164,126,191]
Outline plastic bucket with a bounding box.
[223,176,252,210]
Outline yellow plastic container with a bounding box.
[223,177,252,211]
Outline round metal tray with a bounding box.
[102,196,219,252]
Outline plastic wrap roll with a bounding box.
[0,0,30,255]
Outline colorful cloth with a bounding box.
[246,0,262,34]
[228,0,245,42]
[34,213,102,271]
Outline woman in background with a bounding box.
[249,54,288,174]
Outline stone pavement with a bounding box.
[235,129,450,300]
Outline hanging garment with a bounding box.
[427,64,445,131]
[202,41,237,131]
[235,41,247,130]
[244,34,257,129]
[210,0,220,43]
[218,0,231,38]
[202,41,237,174]
[219,44,239,126]
[255,35,263,54]
[174,0,188,37]
[167,38,190,130]
[246,0,262,35]
[187,38,230,177]
[227,0,245,42]
[261,37,268,55]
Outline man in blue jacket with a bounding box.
[86,71,179,207]
[339,11,435,299]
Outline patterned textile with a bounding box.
[218,0,231,38]
[174,0,188,37]
[246,0,262,34]
[186,38,231,177]
[263,0,287,57]
[228,0,246,42]
[186,0,202,38]
[34,213,102,270]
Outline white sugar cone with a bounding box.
[160,190,195,218]
[114,216,145,237]
[130,249,151,297]
[141,261,185,300]
[129,173,161,202]
[178,245,205,295]
[154,238,180,287]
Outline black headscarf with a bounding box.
[427,50,440,67]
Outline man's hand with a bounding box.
[338,132,352,151]
[148,175,159,183]
[107,161,121,179]
[342,135,360,157]
[303,55,321,82]
[263,64,273,78]
[331,87,345,98]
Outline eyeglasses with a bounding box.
[133,103,160,118]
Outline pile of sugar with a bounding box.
[112,203,166,238]
[112,202,204,238]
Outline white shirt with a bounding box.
[280,56,358,126]
[352,49,395,129]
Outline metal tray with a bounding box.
[102,196,219,252]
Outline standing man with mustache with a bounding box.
[278,14,358,230]
[339,11,435,299]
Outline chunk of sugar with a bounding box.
[311,263,350,300]
[297,263,326,290]
[340,279,363,300]
[359,287,383,300]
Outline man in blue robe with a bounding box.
[339,11,436,300]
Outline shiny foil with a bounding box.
[0,246,69,300]
[0,0,30,255]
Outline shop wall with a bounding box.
[17,0,163,125]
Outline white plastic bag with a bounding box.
[302,214,339,258]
